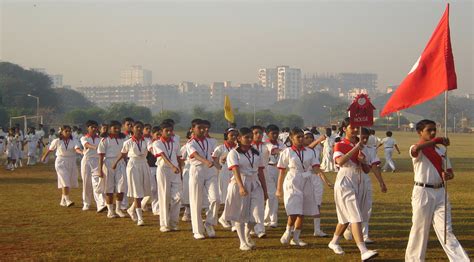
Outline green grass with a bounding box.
[0,131,473,261]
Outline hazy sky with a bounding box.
[1,0,473,94]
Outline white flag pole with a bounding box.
[444,91,448,244]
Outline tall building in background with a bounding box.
[258,68,277,88]
[120,65,152,86]
[277,66,301,101]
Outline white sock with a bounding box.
[330,234,341,245]
[314,218,321,232]
[61,195,65,201]
[107,204,114,212]
[235,222,246,246]
[293,229,301,241]
[184,206,190,215]
[285,224,294,234]
[136,208,143,220]
[115,201,122,211]
[357,242,368,253]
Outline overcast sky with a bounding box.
[1,0,473,94]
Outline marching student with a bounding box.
[5,128,19,171]
[180,130,192,222]
[14,126,24,168]
[113,121,152,226]
[321,128,336,172]
[80,120,106,212]
[144,126,161,215]
[262,124,285,228]
[214,127,239,229]
[276,128,324,247]
[99,123,109,137]
[44,128,57,163]
[25,127,39,166]
[97,121,127,219]
[36,124,45,161]
[119,117,134,210]
[141,123,157,212]
[250,125,267,238]
[222,127,268,251]
[377,131,400,172]
[187,119,219,239]
[303,130,334,237]
[41,125,82,207]
[327,117,378,261]
[153,122,182,232]
[162,118,181,146]
[405,119,469,262]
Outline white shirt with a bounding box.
[212,143,236,169]
[49,138,80,157]
[409,145,451,185]
[121,137,150,158]
[265,140,286,165]
[361,145,381,167]
[367,135,381,148]
[97,136,125,159]
[80,135,100,158]
[35,129,45,140]
[277,146,320,173]
[381,137,396,148]
[252,142,268,166]
[153,138,181,167]
[26,134,39,146]
[227,148,265,177]
[187,137,214,166]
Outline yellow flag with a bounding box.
[224,95,235,123]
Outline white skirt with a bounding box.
[218,168,232,203]
[55,156,79,189]
[311,175,324,206]
[283,171,318,216]
[334,166,363,224]
[126,158,151,198]
[103,158,126,194]
[358,173,372,222]
[223,175,264,223]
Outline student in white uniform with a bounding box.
[344,128,388,243]
[377,131,400,172]
[141,123,156,213]
[41,125,82,207]
[405,119,469,262]
[113,121,151,226]
[14,126,24,168]
[276,128,325,247]
[180,130,192,222]
[5,128,19,171]
[119,117,134,210]
[223,127,268,251]
[214,128,238,229]
[327,118,378,261]
[25,127,39,166]
[321,128,336,172]
[187,118,219,240]
[250,125,268,238]
[80,120,106,212]
[262,124,285,229]
[153,122,183,232]
[302,130,334,237]
[97,121,127,219]
[144,126,161,216]
[44,129,57,163]
[36,124,45,161]
[202,120,218,212]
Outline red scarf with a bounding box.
[224,141,236,150]
[420,142,443,178]
[109,134,119,139]
[335,138,360,164]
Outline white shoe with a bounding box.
[361,250,378,261]
[160,226,171,232]
[181,213,191,222]
[257,232,266,238]
[343,229,353,240]
[269,222,278,228]
[82,204,90,211]
[328,243,345,255]
[231,226,237,232]
[249,230,256,236]
[314,230,329,237]
[264,222,270,227]
[65,200,74,207]
[239,243,252,251]
[137,219,144,226]
[194,233,205,240]
[107,211,117,219]
[290,239,308,246]
[115,209,127,218]
[127,207,137,222]
[245,232,256,248]
[219,217,231,228]
[364,237,375,244]
[170,226,179,231]
[153,211,160,216]
[204,223,216,238]
[97,205,107,213]
[60,198,66,207]
[280,231,291,244]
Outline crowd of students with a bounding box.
[0,117,469,261]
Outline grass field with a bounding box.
[0,131,473,261]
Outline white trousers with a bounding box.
[264,165,279,224]
[81,157,106,210]
[383,148,395,171]
[321,149,335,172]
[150,167,159,214]
[157,165,182,228]
[405,186,469,262]
[189,164,220,235]
[218,168,232,204]
[359,173,373,239]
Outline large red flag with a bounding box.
[381,4,456,116]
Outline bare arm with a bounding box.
[276,169,287,198]
[83,142,97,150]
[41,149,51,162]
[112,153,127,169]
[395,144,401,154]
[191,152,214,168]
[160,154,180,174]
[314,166,333,188]
[231,166,247,196]
[98,154,105,178]
[411,137,449,157]
[335,142,362,166]
[371,165,387,193]
[308,135,326,149]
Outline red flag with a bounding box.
[381,4,456,116]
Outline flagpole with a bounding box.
[444,91,448,245]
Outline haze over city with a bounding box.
[1,0,473,95]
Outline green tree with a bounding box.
[103,103,152,123]
[62,107,106,126]
[55,88,95,112]
[153,110,182,126]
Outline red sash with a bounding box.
[421,144,443,178]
